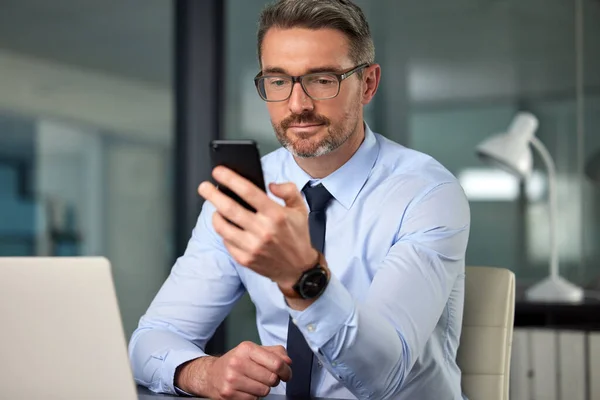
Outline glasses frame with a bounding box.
[254,63,370,102]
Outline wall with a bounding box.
[105,140,172,338]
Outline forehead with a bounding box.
[261,27,352,74]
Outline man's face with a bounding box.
[260,28,365,158]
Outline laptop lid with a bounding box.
[0,257,137,399]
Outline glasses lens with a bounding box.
[302,74,339,100]
[258,76,293,101]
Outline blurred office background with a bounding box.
[0,0,174,340]
[0,0,599,399]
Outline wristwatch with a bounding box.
[280,252,330,300]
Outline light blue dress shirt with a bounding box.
[129,123,470,399]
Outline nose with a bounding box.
[287,82,314,114]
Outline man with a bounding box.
[129,0,470,399]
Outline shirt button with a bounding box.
[332,361,338,367]
[292,318,298,325]
[307,324,316,332]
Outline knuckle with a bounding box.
[234,254,246,266]
[237,182,252,198]
[224,370,236,384]
[221,201,236,217]
[239,341,254,352]
[275,345,286,353]
[238,254,254,266]
[221,386,235,399]
[229,205,244,221]
[213,221,225,236]
[247,248,261,264]
[273,359,284,371]
[271,211,286,226]
[259,230,273,244]
[247,240,260,254]
[228,356,241,369]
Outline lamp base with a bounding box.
[525,275,584,303]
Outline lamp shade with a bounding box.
[476,112,539,180]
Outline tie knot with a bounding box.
[302,183,333,212]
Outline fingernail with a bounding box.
[213,166,225,178]
[198,182,209,193]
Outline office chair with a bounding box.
[457,266,516,400]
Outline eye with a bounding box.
[306,75,337,86]
[265,77,290,88]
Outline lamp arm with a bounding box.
[530,136,559,279]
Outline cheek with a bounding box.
[321,96,357,121]
[266,103,284,121]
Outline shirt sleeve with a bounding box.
[128,201,245,395]
[288,181,470,399]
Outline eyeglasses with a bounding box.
[254,63,369,102]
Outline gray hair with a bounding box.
[257,0,375,72]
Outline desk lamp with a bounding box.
[476,112,584,303]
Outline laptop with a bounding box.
[0,257,321,400]
[0,257,138,399]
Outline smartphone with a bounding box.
[209,139,266,213]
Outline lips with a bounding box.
[289,123,323,128]
[287,123,324,137]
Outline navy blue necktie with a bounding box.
[286,183,333,398]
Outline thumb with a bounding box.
[269,182,305,210]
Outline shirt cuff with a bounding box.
[163,349,207,395]
[287,274,355,351]
[174,385,195,397]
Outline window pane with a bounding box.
[0,0,173,338]
[224,0,599,348]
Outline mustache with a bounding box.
[280,112,330,131]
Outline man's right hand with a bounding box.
[175,341,292,400]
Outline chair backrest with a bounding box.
[457,266,516,400]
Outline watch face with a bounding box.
[300,268,328,298]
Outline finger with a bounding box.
[228,374,271,398]
[219,381,259,400]
[212,212,257,253]
[222,238,266,273]
[249,347,293,382]
[263,345,292,365]
[269,182,307,211]
[222,240,276,280]
[222,240,248,267]
[243,364,282,388]
[198,180,257,231]
[212,166,274,214]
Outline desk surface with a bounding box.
[137,385,333,400]
[515,298,600,330]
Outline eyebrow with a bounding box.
[262,65,345,75]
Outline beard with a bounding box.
[271,96,362,158]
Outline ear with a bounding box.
[361,64,381,105]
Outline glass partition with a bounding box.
[0,0,174,338]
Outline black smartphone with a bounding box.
[209,139,266,213]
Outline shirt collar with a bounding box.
[284,122,380,210]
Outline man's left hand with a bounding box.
[198,166,318,292]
